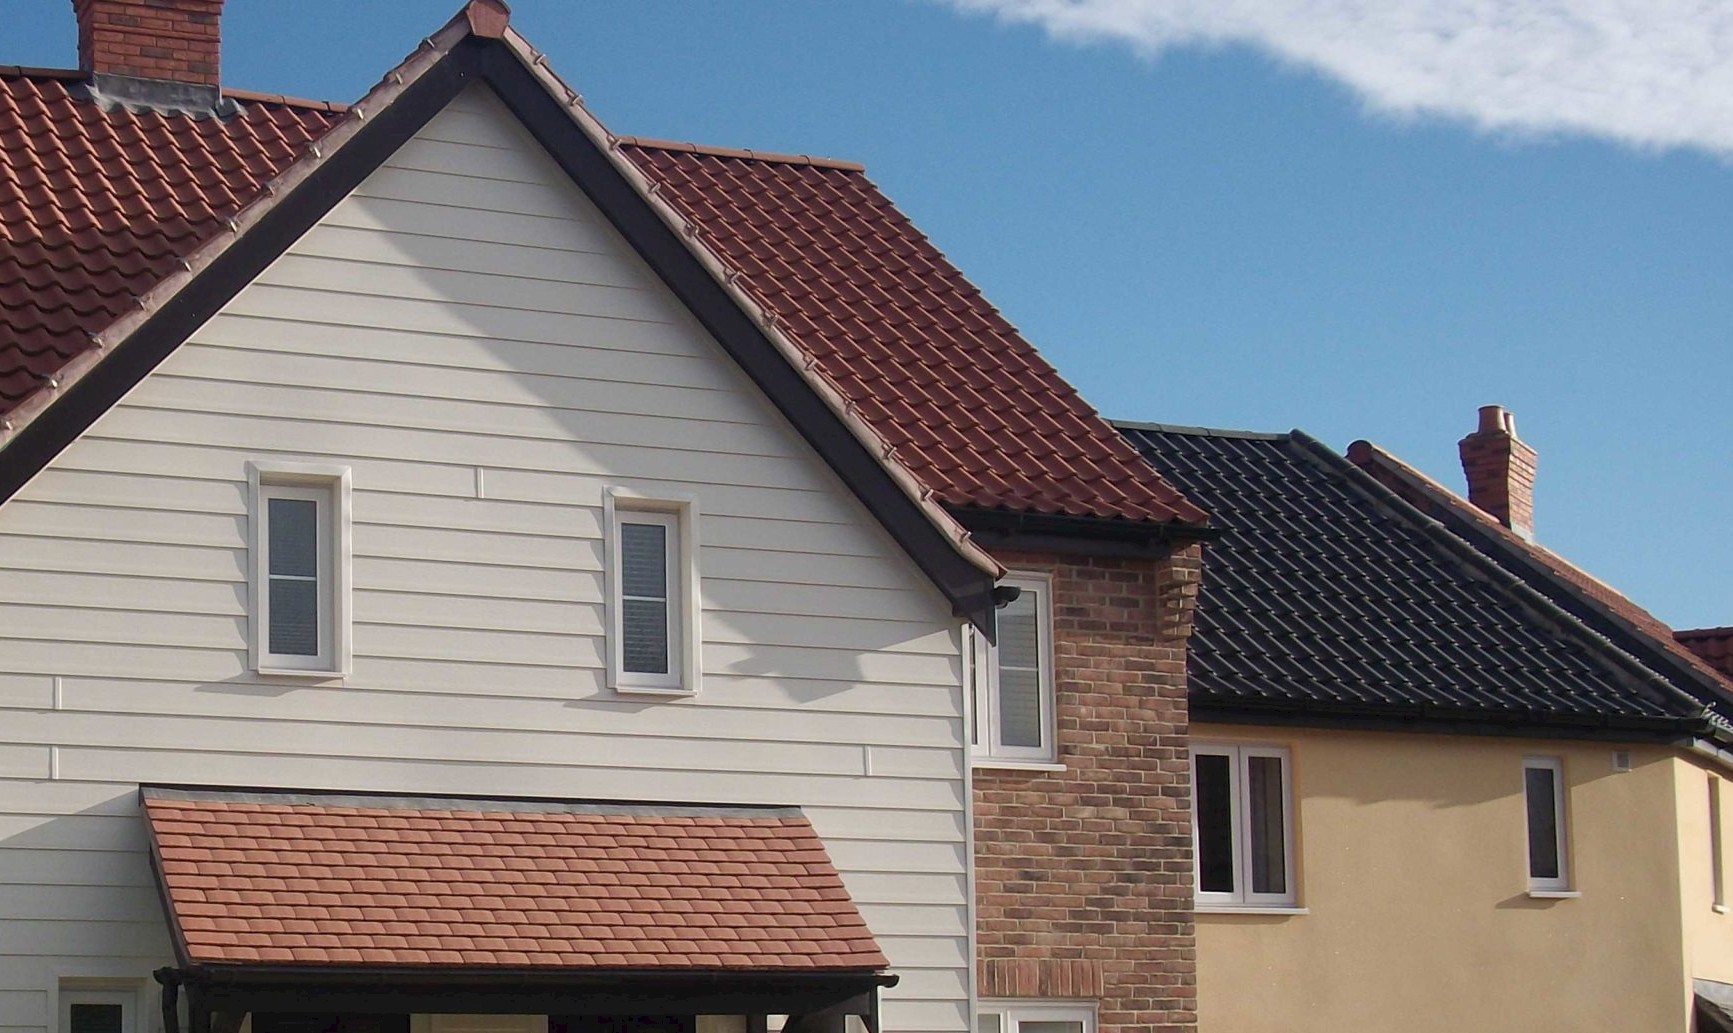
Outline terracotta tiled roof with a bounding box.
[0,69,342,415]
[143,787,888,971]
[0,56,1203,529]
[620,139,1207,526]
[1679,628,1733,680]
[1348,441,1733,705]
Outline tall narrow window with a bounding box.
[607,492,698,695]
[251,463,351,676]
[1191,743,1295,907]
[1524,756,1570,892]
[972,574,1055,764]
[1712,777,1725,909]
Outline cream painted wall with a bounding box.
[1194,724,1693,1033]
[1673,754,1733,1010]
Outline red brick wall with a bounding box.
[76,0,224,86]
[975,545,1202,1031]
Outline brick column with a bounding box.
[975,545,1201,1031]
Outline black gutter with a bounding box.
[1193,696,1709,745]
[172,965,895,1018]
[951,505,1216,559]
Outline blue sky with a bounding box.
[12,1,1731,627]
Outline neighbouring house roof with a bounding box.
[1348,439,1733,725]
[142,785,887,971]
[0,4,1203,536]
[1117,422,1722,737]
[619,139,1205,527]
[1677,627,1733,680]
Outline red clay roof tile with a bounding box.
[613,138,1203,524]
[0,59,1200,526]
[0,73,341,419]
[143,789,888,972]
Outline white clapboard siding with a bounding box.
[0,84,969,1033]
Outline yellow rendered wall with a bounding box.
[1674,754,1733,1008]
[1194,725,1688,1033]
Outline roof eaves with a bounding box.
[1345,439,1733,726]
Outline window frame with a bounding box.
[58,988,137,1033]
[1190,742,1297,908]
[976,1000,1096,1033]
[249,462,352,678]
[605,488,700,696]
[1523,755,1571,893]
[971,572,1057,765]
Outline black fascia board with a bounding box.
[472,43,996,635]
[1192,697,1706,745]
[950,505,1217,558]
[183,966,891,1018]
[0,34,998,634]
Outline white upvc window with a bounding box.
[976,1000,1095,1033]
[1524,756,1570,892]
[606,489,699,695]
[58,989,135,1033]
[972,573,1056,764]
[249,462,352,677]
[1191,743,1296,907]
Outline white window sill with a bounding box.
[1713,903,1728,914]
[1527,890,1582,899]
[256,667,345,680]
[1195,905,1309,916]
[611,684,696,698]
[972,759,1066,773]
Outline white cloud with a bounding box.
[941,0,1733,155]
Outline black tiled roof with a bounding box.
[1116,422,1706,733]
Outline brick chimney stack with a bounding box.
[75,0,224,87]
[1459,404,1537,541]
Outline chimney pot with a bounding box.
[1459,404,1537,541]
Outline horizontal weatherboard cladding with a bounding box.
[0,81,970,1033]
[1117,422,1702,733]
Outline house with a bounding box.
[0,3,1211,1033]
[1119,411,1733,1032]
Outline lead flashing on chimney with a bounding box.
[77,73,239,118]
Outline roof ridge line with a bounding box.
[1678,626,1733,639]
[0,65,85,80]
[1110,417,1288,441]
[613,134,866,172]
[223,87,349,112]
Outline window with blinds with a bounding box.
[252,465,350,677]
[973,573,1055,763]
[608,496,695,695]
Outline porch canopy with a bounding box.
[141,786,893,1026]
